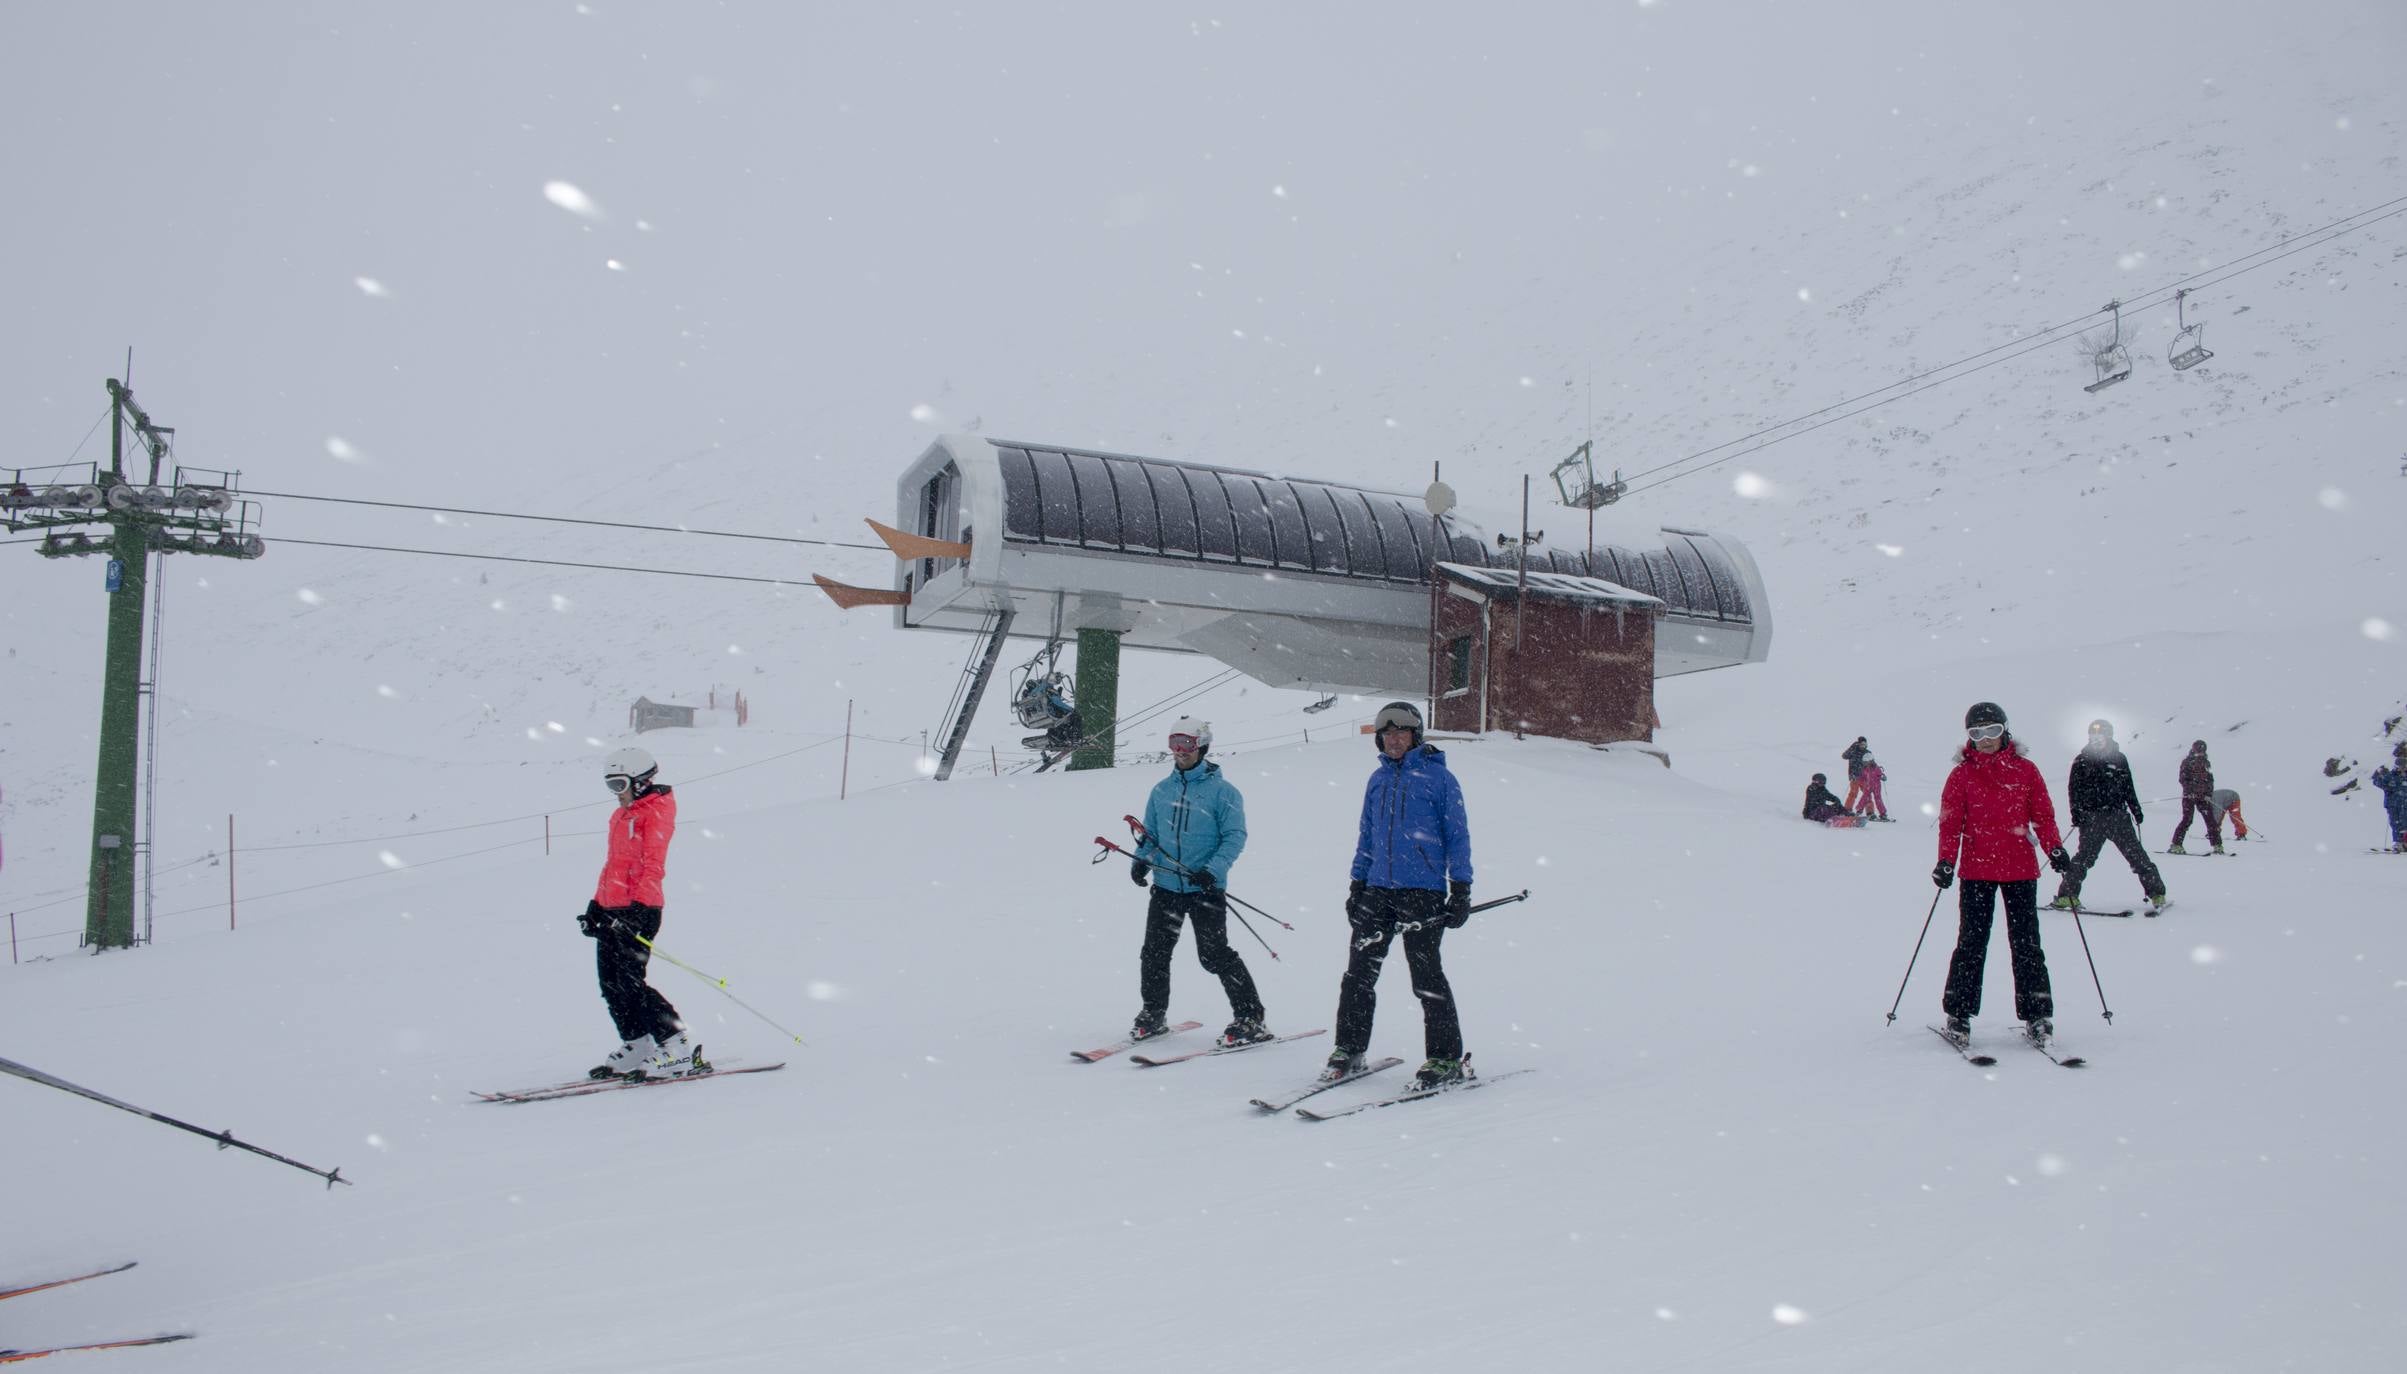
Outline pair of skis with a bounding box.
[472,1061,785,1104]
[1928,1025,2087,1068]
[0,1262,194,1362]
[1071,1023,1532,1118]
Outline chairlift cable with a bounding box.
[239,488,887,552]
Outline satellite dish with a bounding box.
[1423,480,1457,517]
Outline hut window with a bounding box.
[1445,635,1475,695]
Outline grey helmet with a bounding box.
[1372,700,1425,750]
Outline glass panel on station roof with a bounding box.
[1261,481,1312,570]
[1682,535,1750,620]
[997,446,1044,540]
[1224,475,1275,565]
[1027,448,1083,544]
[1331,488,1388,579]
[1192,469,1240,561]
[1663,539,1716,617]
[1370,498,1426,580]
[1108,458,1160,554]
[1294,484,1351,572]
[1148,463,1202,556]
[1064,451,1118,549]
[1640,549,1688,610]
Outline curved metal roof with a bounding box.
[989,441,1755,625]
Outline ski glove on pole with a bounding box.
[1931,860,1956,890]
[579,901,611,937]
[2131,806,2145,827]
[1190,867,1218,893]
[2046,846,2073,874]
[1343,878,1367,923]
[1130,859,1152,887]
[1444,881,1473,928]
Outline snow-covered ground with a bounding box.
[4,3,2404,1370]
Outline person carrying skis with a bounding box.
[2051,719,2167,914]
[1326,701,1476,1091]
[2169,740,2223,853]
[1842,736,1871,813]
[1934,702,2073,1047]
[1856,755,1892,821]
[1127,719,1268,1048]
[1802,773,1849,823]
[2371,742,2407,852]
[582,746,700,1079]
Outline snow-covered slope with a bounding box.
[3,3,2405,1370]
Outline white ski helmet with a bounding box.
[604,744,659,794]
[1167,717,1212,754]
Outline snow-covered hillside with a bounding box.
[3,2,2404,1370]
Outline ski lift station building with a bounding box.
[816,435,1770,773]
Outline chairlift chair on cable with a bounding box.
[1008,638,1082,751]
[1549,441,1627,511]
[2083,299,2134,394]
[2168,288,2214,372]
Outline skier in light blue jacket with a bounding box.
[1127,719,1267,1047]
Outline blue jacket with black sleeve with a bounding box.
[1135,760,1247,894]
[1351,745,1473,892]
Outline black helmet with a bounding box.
[1812,772,1827,784]
[1964,701,2007,730]
[2191,740,2208,752]
[1372,700,1424,750]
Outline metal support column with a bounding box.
[1068,628,1121,772]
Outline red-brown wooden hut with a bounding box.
[1429,562,1664,744]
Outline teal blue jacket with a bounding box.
[1135,760,1247,894]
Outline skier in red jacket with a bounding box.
[581,746,700,1080]
[1932,702,2072,1048]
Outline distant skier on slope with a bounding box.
[2051,719,2167,914]
[1127,719,1269,1048]
[1842,736,1871,813]
[1802,773,1849,823]
[581,746,701,1080]
[2372,743,2407,852]
[2168,740,2224,854]
[1934,702,2072,1048]
[1325,701,1477,1091]
[1855,756,1892,821]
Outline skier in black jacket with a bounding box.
[1802,773,1849,823]
[2052,719,2167,914]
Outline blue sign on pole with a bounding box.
[105,558,123,593]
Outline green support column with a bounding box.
[85,513,149,949]
[1068,627,1121,772]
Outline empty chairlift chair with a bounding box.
[2168,287,2214,372]
[2083,299,2134,394]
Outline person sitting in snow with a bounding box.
[1802,773,1849,823]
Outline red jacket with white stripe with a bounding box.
[1937,740,2063,882]
[594,786,675,908]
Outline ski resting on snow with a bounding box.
[0,1262,137,1303]
[1929,1025,1998,1066]
[0,1334,197,1364]
[1247,1057,1407,1112]
[1294,1068,1537,1121]
[474,1063,785,1103]
[1070,1021,1203,1062]
[1129,1029,1327,1066]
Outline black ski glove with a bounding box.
[1130,858,1151,887]
[1190,867,1218,893]
[1443,881,1473,929]
[1931,860,1955,890]
[578,901,611,937]
[2130,806,2145,827]
[1343,878,1367,923]
[2046,846,2072,874]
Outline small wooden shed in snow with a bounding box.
[1429,562,1664,745]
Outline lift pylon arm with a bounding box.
[811,574,911,610]
[865,518,970,562]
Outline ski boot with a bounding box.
[2024,1018,2054,1048]
[2167,842,2187,855]
[1938,1015,1972,1048]
[1217,1017,1273,1048]
[1411,1056,1468,1092]
[2049,893,2080,911]
[2211,843,2227,855]
[593,1034,659,1080]
[634,1031,706,1079]
[1319,1049,1366,1082]
[1129,1008,1169,1042]
[2146,892,2170,916]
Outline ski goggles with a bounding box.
[605,774,638,794]
[1966,723,2007,741]
[1167,733,1202,753]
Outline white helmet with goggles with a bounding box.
[1166,718,1212,755]
[604,744,659,795]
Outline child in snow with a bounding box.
[1855,756,1891,821]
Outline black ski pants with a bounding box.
[1139,887,1264,1022]
[595,903,682,1044]
[1334,886,1462,1061]
[2170,796,2222,849]
[1941,878,2053,1023]
[2058,809,2165,902]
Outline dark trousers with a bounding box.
[596,904,682,1043]
[1334,886,1462,1060]
[1941,879,2053,1022]
[2058,810,2164,902]
[1139,887,1264,1022]
[2170,797,2222,848]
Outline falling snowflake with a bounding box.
[542,180,603,218]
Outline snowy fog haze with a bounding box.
[2,2,2404,1370]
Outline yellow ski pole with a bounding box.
[629,929,808,1047]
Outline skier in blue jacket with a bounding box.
[2373,741,2407,852]
[1324,701,1477,1091]
[1127,718,1267,1047]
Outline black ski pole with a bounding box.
[1116,816,1297,930]
[1092,835,1280,961]
[2065,906,2115,1023]
[1354,890,1531,949]
[1884,888,1945,1025]
[0,1054,350,1188]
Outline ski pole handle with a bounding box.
[1352,889,1531,949]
